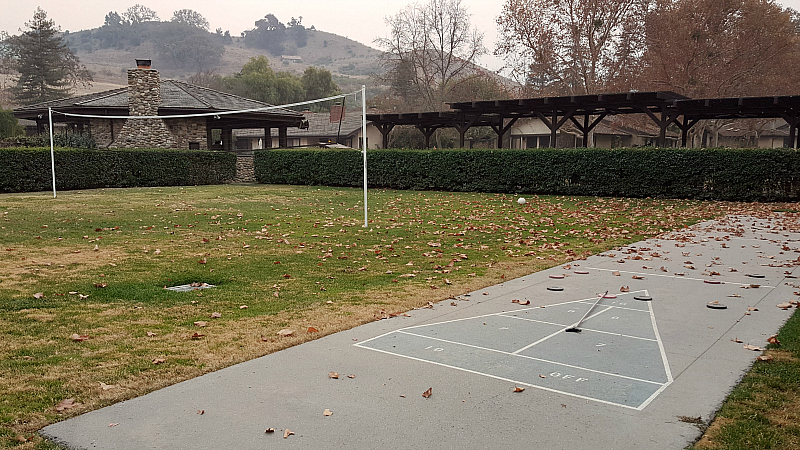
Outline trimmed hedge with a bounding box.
[254,147,800,202]
[0,148,236,193]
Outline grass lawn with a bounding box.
[0,184,790,448]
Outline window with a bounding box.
[188,142,200,150]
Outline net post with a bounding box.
[49,107,56,198]
[361,85,368,228]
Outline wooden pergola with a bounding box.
[368,91,800,149]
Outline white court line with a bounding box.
[495,315,569,328]
[353,344,646,411]
[397,297,609,332]
[512,306,614,354]
[397,330,666,386]
[586,267,776,288]
[649,299,674,383]
[488,314,659,342]
[573,300,652,314]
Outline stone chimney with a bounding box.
[109,60,174,148]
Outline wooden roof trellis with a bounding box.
[369,91,800,148]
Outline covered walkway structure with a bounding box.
[367,91,800,149]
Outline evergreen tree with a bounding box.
[7,8,92,105]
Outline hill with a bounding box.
[64,23,386,98]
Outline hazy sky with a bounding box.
[3,0,800,72]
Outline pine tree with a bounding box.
[8,8,92,105]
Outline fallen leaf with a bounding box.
[265,428,275,434]
[307,326,319,333]
[210,312,222,318]
[146,331,157,337]
[152,358,166,364]
[777,302,792,310]
[450,301,457,306]
[347,374,356,379]
[277,329,295,337]
[33,292,44,299]
[612,271,621,276]
[422,387,432,398]
[323,409,333,416]
[239,305,248,309]
[191,332,205,339]
[520,300,531,305]
[198,258,207,264]
[197,410,204,415]
[513,386,525,392]
[748,307,759,312]
[55,398,80,411]
[99,382,116,391]
[511,299,520,303]
[620,286,630,292]
[154,249,161,255]
[71,333,89,342]
[757,355,774,362]
[727,294,742,298]
[750,284,760,289]
[632,275,644,280]
[194,321,207,327]
[743,344,765,351]
[731,338,743,343]
[328,371,340,379]
[539,374,546,378]
[660,266,669,272]
[94,283,108,288]
[15,435,31,443]
[284,429,294,439]
[767,335,780,345]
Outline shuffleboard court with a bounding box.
[355,291,672,410]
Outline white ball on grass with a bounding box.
[517,197,526,205]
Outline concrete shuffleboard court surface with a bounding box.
[41,215,800,450]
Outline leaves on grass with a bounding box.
[767,335,780,345]
[194,321,207,327]
[210,312,222,318]
[55,398,80,411]
[240,305,248,309]
[191,333,205,339]
[99,382,116,390]
[33,292,44,299]
[277,329,295,337]
[422,388,432,398]
[146,331,157,337]
[94,283,108,288]
[198,258,207,264]
[328,371,339,379]
[307,326,319,333]
[757,355,774,362]
[152,358,166,364]
[71,333,89,342]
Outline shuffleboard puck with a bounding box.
[549,274,565,279]
[704,280,722,284]
[574,270,590,275]
[745,274,765,278]
[707,301,727,309]
[634,295,653,301]
[547,286,564,291]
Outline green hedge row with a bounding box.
[0,148,236,193]
[254,148,800,202]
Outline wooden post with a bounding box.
[278,127,288,148]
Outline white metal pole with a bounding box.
[361,85,368,228]
[49,107,56,198]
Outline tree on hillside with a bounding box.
[154,23,224,71]
[171,9,209,31]
[301,66,339,101]
[375,0,486,111]
[287,17,308,48]
[221,56,304,105]
[123,4,160,24]
[496,0,649,96]
[244,14,287,56]
[6,8,92,105]
[0,105,22,138]
[642,0,800,98]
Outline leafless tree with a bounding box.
[496,0,650,96]
[375,0,486,111]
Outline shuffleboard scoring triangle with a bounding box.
[355,291,672,410]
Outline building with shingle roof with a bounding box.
[13,60,305,150]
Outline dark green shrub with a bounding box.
[2,131,97,149]
[0,148,236,193]
[254,147,800,202]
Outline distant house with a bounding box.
[233,110,383,149]
[280,55,303,63]
[13,59,305,150]
[508,117,679,148]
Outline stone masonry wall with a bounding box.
[90,118,127,148]
[167,118,207,149]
